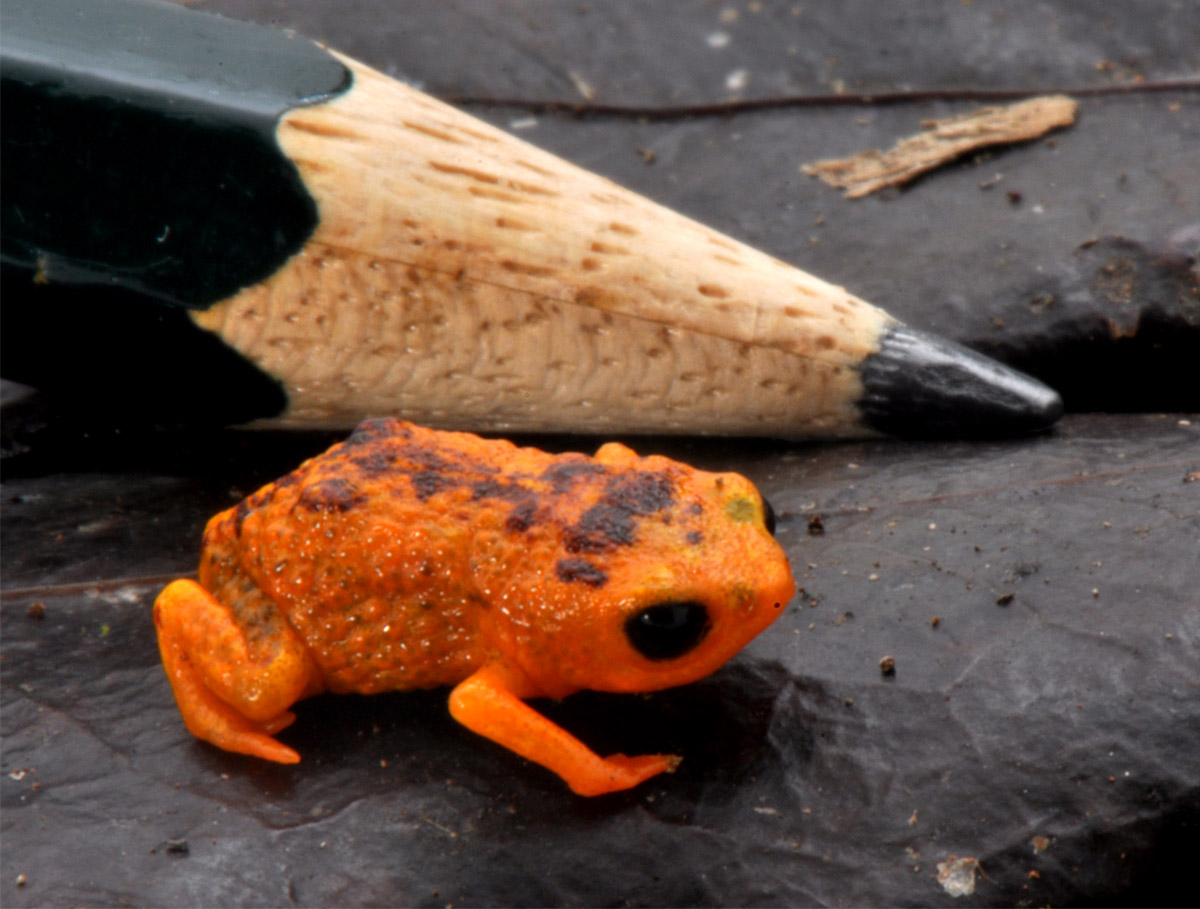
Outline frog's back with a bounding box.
[198,418,595,693]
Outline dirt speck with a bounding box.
[937,855,981,897]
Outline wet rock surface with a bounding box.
[4,414,1198,907]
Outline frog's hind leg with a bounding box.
[153,579,321,764]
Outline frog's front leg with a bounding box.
[449,666,681,796]
[153,579,322,764]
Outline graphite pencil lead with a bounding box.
[857,326,1063,438]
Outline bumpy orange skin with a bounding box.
[154,418,794,795]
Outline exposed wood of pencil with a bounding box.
[193,53,894,437]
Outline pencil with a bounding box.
[1,0,1062,438]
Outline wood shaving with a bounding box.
[802,95,1078,198]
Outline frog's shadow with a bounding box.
[250,659,813,814]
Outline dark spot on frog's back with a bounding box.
[298,477,366,512]
[472,478,535,504]
[564,504,635,552]
[350,449,398,477]
[606,470,675,515]
[397,442,459,473]
[540,459,607,492]
[344,417,412,446]
[410,470,454,501]
[233,472,295,535]
[562,471,677,553]
[267,471,301,491]
[505,499,540,533]
[556,557,608,587]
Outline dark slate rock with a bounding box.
[3,414,1198,907]
[195,0,1200,102]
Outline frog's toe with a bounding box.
[181,687,301,764]
[606,752,682,776]
[222,728,302,765]
[573,752,681,796]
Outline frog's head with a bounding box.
[475,443,795,699]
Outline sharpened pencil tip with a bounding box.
[858,325,1063,438]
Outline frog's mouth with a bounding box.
[624,601,711,661]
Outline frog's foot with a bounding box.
[596,753,683,793]
[161,647,302,763]
[154,579,320,764]
[449,667,682,796]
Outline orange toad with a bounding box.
[154,419,794,795]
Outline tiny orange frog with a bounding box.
[154,419,794,795]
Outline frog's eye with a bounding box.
[763,497,777,536]
[625,602,710,660]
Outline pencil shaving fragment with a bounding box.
[802,95,1078,198]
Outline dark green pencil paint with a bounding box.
[1,0,351,421]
